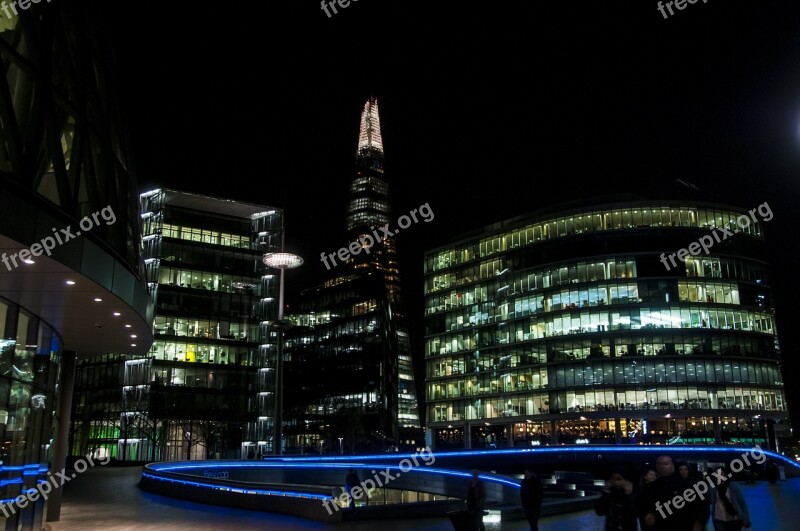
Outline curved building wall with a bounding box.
[0,3,152,527]
[0,1,153,356]
[0,1,141,267]
[0,297,61,527]
[423,202,786,450]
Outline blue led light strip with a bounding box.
[254,445,800,471]
[0,489,39,504]
[147,462,520,489]
[0,464,43,472]
[145,445,799,499]
[140,472,331,501]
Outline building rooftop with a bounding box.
[142,188,281,219]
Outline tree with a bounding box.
[181,420,225,459]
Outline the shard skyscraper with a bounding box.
[345,97,420,431]
[281,97,420,454]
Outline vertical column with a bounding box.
[614,416,622,445]
[550,419,558,445]
[713,416,721,444]
[274,267,285,456]
[465,423,471,449]
[507,423,514,448]
[46,350,76,523]
[765,418,776,452]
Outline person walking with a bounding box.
[640,455,709,531]
[638,465,658,530]
[466,469,487,531]
[596,470,638,531]
[520,468,544,531]
[345,468,360,510]
[710,466,751,531]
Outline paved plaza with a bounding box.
[45,466,800,531]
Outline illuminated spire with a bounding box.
[357,96,384,158]
[347,96,389,231]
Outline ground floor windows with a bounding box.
[433,413,781,450]
[434,426,465,449]
[512,421,552,446]
[0,299,61,528]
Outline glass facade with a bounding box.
[424,201,787,450]
[280,97,421,455]
[1,2,153,527]
[425,204,764,274]
[0,2,144,272]
[0,298,61,528]
[281,275,399,454]
[243,210,286,457]
[344,98,419,432]
[71,190,282,462]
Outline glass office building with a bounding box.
[0,1,153,527]
[424,201,787,450]
[71,190,282,461]
[281,97,421,454]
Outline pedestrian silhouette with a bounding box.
[345,468,360,510]
[520,468,543,531]
[466,469,487,531]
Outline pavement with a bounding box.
[44,466,800,530]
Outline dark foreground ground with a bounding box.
[45,466,800,530]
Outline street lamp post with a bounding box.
[263,252,303,456]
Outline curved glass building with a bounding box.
[423,201,787,450]
[0,2,153,527]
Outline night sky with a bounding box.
[98,1,800,427]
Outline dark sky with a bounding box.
[99,1,800,426]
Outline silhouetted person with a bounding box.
[520,468,544,530]
[638,464,658,529]
[641,455,709,531]
[765,461,779,484]
[345,468,360,510]
[596,470,637,531]
[710,466,751,530]
[639,465,658,491]
[466,469,487,531]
